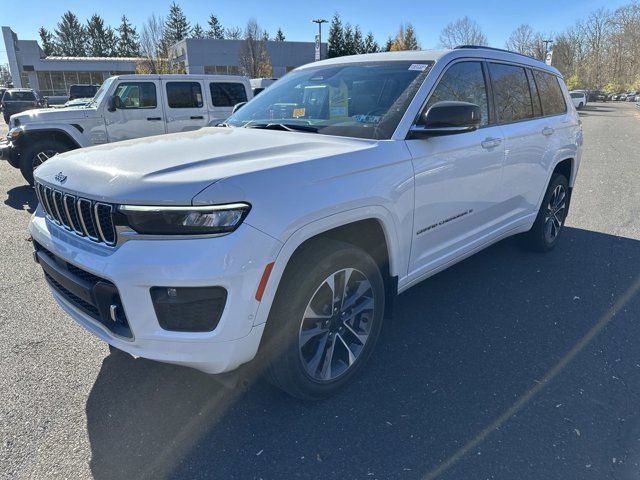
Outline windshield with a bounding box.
[86,78,113,108]
[226,61,434,140]
[4,91,36,101]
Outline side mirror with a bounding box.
[409,101,481,138]
[107,95,123,112]
[232,102,247,114]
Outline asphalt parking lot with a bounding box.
[1,102,639,480]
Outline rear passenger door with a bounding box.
[488,62,558,217]
[208,81,249,124]
[164,80,208,133]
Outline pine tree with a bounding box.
[207,14,225,39]
[86,14,116,57]
[192,23,205,39]
[39,27,57,56]
[384,37,394,52]
[117,15,140,57]
[225,27,243,40]
[363,32,379,53]
[163,2,191,47]
[55,11,86,56]
[275,28,285,41]
[353,26,364,54]
[343,23,355,55]
[404,23,419,50]
[327,13,344,58]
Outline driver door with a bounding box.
[105,80,166,143]
[406,60,505,282]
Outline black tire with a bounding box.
[578,102,583,110]
[19,140,69,185]
[262,239,385,400]
[522,173,569,252]
[3,114,9,125]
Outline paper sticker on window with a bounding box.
[329,80,349,119]
[292,107,305,118]
[408,64,428,71]
[330,106,347,117]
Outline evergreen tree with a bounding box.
[384,37,394,52]
[86,14,116,57]
[327,13,344,58]
[117,15,140,57]
[363,32,379,53]
[39,27,57,56]
[192,23,205,39]
[404,23,419,50]
[353,26,364,54]
[55,11,86,56]
[225,27,243,39]
[343,23,355,55]
[275,28,285,41]
[207,14,225,39]
[163,2,191,47]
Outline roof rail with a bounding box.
[453,45,542,62]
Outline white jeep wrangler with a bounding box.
[2,74,252,184]
[30,48,582,399]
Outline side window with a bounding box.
[114,82,157,109]
[488,63,533,123]
[210,82,248,107]
[526,69,543,117]
[532,70,567,116]
[426,61,489,126]
[166,82,203,108]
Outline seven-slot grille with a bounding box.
[35,182,117,246]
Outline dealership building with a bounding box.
[2,26,326,98]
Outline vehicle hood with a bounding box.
[34,127,375,205]
[14,107,95,124]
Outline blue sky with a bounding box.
[0,0,630,63]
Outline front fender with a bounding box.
[250,205,403,327]
[18,123,88,148]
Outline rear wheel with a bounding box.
[578,102,584,109]
[3,114,9,125]
[19,140,69,185]
[263,239,385,400]
[522,173,569,252]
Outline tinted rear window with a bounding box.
[4,91,36,101]
[210,82,248,107]
[489,63,533,123]
[166,82,203,108]
[533,70,567,116]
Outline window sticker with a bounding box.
[292,107,306,118]
[329,80,349,119]
[408,64,428,71]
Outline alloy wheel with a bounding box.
[544,184,567,243]
[298,268,375,381]
[32,149,58,169]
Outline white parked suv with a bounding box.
[29,47,582,399]
[569,91,587,109]
[1,74,252,184]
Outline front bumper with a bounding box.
[29,208,282,374]
[0,141,19,168]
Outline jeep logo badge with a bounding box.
[54,172,67,183]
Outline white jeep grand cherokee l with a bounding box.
[29,47,582,399]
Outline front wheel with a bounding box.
[19,140,69,185]
[522,173,569,252]
[263,239,385,400]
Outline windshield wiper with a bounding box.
[244,123,319,133]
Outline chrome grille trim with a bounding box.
[34,181,116,247]
[94,203,116,246]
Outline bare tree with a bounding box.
[439,16,488,48]
[505,24,537,55]
[139,14,167,74]
[238,19,272,77]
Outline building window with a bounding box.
[204,65,241,76]
[20,73,31,88]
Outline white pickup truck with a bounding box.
[1,74,252,184]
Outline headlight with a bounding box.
[117,203,251,235]
[7,127,23,142]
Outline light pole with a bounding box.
[312,19,328,60]
[542,39,554,59]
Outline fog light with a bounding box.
[150,286,227,332]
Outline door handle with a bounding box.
[542,127,555,136]
[147,117,162,121]
[481,137,502,149]
[190,115,204,120]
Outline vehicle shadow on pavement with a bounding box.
[4,185,36,213]
[85,227,640,480]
